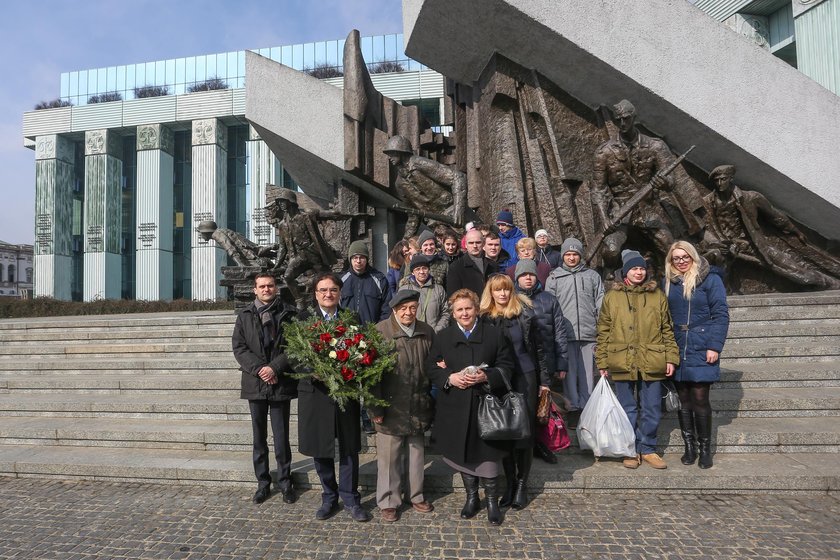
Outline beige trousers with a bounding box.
[375,432,426,509]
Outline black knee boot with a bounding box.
[677,410,697,465]
[483,476,503,525]
[695,414,713,469]
[512,449,532,510]
[460,473,481,519]
[499,455,516,508]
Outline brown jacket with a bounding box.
[596,280,679,381]
[368,315,435,436]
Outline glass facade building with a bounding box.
[24,33,445,302]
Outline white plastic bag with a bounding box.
[577,376,636,458]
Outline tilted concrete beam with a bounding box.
[403,0,840,239]
[244,51,400,207]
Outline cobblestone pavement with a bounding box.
[0,478,838,559]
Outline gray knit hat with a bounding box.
[560,237,583,256]
[417,229,436,247]
[621,249,646,278]
[347,240,369,259]
[514,259,538,280]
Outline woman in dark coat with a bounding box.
[426,288,515,526]
[665,241,729,469]
[480,272,551,510]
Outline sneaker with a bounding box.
[642,453,667,469]
[622,455,641,469]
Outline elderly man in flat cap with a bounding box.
[369,289,436,522]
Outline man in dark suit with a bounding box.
[297,272,371,523]
[446,229,498,297]
[231,272,299,505]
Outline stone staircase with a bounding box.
[0,292,838,494]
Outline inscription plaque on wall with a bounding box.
[87,225,104,252]
[35,214,53,254]
[138,222,157,248]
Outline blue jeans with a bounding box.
[614,379,663,454]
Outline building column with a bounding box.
[191,118,228,301]
[246,125,280,245]
[135,124,174,301]
[34,135,75,300]
[83,130,123,301]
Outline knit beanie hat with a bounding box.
[560,237,583,257]
[514,259,538,280]
[417,229,436,247]
[496,209,514,226]
[409,254,430,271]
[534,229,549,240]
[621,249,646,278]
[347,240,369,259]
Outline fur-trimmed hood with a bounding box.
[610,279,659,293]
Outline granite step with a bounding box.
[0,445,836,493]
[0,373,240,395]
[0,357,240,373]
[0,331,233,343]
[728,305,840,322]
[720,343,840,362]
[727,290,840,307]
[0,312,236,331]
[1,416,836,455]
[0,341,230,357]
[708,386,840,417]
[718,362,840,388]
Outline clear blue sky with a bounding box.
[0,0,403,245]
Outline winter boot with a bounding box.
[511,449,532,510]
[695,414,713,469]
[460,473,481,519]
[677,410,698,465]
[499,455,516,508]
[483,476,503,525]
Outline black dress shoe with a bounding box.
[315,501,339,520]
[534,441,558,464]
[252,486,271,504]
[345,504,372,522]
[280,486,297,504]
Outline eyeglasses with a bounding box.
[671,255,693,263]
[316,288,339,294]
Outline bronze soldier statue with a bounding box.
[591,99,679,266]
[265,188,366,304]
[701,165,840,290]
[196,221,273,268]
[384,135,466,238]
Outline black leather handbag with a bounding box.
[477,373,531,441]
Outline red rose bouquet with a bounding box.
[283,309,396,410]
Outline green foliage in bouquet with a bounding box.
[283,309,397,411]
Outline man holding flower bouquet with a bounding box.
[296,272,372,523]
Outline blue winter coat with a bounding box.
[498,226,525,270]
[665,261,729,383]
[340,267,392,324]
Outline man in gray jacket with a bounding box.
[544,238,605,426]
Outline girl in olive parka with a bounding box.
[596,250,679,469]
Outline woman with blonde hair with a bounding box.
[664,241,729,469]
[480,270,551,510]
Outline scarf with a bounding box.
[254,297,279,358]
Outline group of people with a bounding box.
[231,209,730,526]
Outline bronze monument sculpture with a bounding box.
[701,165,840,290]
[196,221,273,268]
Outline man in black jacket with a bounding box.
[446,229,498,297]
[232,272,299,505]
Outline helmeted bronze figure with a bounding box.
[196,220,273,268]
[701,165,840,290]
[384,135,467,238]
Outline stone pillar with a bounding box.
[33,135,75,300]
[190,118,228,301]
[246,125,280,245]
[135,124,174,301]
[83,129,123,301]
